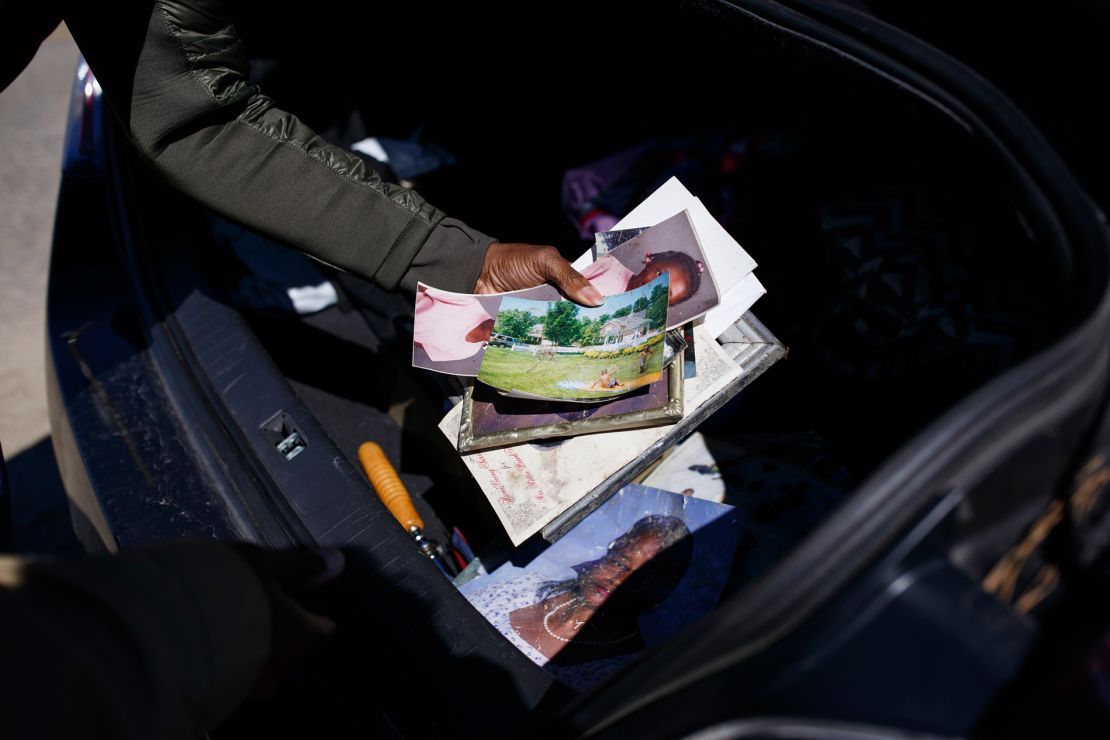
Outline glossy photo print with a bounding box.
[412,208,716,378]
[476,274,669,401]
[459,483,740,691]
[581,210,719,329]
[412,282,563,376]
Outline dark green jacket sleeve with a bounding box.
[63,0,493,294]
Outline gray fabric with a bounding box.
[54,0,493,294]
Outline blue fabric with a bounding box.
[209,215,333,315]
[378,134,457,181]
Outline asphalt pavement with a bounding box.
[1,27,82,552]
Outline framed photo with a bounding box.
[457,358,684,453]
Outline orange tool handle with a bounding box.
[358,442,424,533]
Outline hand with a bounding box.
[475,242,604,306]
[231,544,345,697]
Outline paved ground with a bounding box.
[1,28,82,552]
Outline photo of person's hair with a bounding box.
[600,210,719,328]
[459,484,740,691]
[535,515,693,608]
[666,253,705,292]
[491,514,695,672]
[630,251,705,305]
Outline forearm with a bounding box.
[64,0,491,294]
[150,94,493,293]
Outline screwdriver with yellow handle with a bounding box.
[357,441,455,577]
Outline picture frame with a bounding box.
[457,357,684,453]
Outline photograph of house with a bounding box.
[527,323,550,345]
[600,311,652,346]
[478,274,670,401]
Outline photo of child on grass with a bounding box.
[477,274,670,401]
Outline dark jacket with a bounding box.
[3,0,493,295]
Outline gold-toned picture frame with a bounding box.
[457,358,684,453]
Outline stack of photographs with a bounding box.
[414,209,721,449]
[416,177,782,545]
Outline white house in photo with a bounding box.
[600,311,654,346]
[527,323,553,345]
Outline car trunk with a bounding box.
[97,1,1110,738]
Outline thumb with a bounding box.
[541,253,604,307]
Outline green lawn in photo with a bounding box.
[477,345,664,400]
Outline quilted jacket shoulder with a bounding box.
[62,0,492,293]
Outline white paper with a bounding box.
[351,137,390,163]
[287,281,338,314]
[702,272,767,338]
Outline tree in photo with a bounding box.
[495,308,539,342]
[612,305,633,319]
[579,317,602,347]
[543,301,582,347]
[646,283,669,329]
[632,295,650,313]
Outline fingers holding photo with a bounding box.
[475,242,604,307]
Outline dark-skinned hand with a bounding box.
[474,242,605,306]
[230,544,345,698]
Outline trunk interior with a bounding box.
[220,2,1072,570]
[119,2,1104,736]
